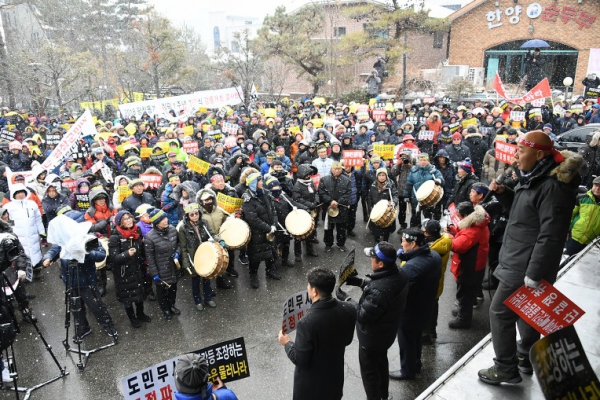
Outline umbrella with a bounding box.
[521,39,550,48]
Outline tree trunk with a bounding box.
[153,63,160,98]
[312,80,320,96]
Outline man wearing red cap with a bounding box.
[478,131,583,385]
[446,133,471,165]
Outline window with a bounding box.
[334,27,346,37]
[433,31,443,49]
[363,23,389,39]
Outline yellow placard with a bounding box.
[125,123,137,136]
[264,108,277,119]
[187,155,210,175]
[348,104,359,114]
[310,118,323,128]
[183,125,194,136]
[385,102,395,112]
[369,98,377,107]
[289,126,300,134]
[312,97,326,106]
[61,124,71,131]
[373,144,395,160]
[156,142,170,152]
[118,185,132,203]
[92,116,98,124]
[140,147,152,158]
[461,118,478,128]
[116,142,130,157]
[216,192,243,215]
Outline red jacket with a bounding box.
[449,205,490,280]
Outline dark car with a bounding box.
[555,123,600,152]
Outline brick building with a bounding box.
[265,0,452,98]
[448,0,600,93]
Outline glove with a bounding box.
[524,276,540,289]
[153,275,160,283]
[173,251,179,260]
[17,270,26,281]
[336,287,351,302]
[208,238,215,242]
[433,178,441,185]
[345,276,365,288]
[397,249,404,258]
[219,240,226,248]
[404,198,411,203]
[269,226,276,234]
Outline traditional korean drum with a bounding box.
[370,200,397,228]
[416,180,444,208]
[194,242,229,279]
[285,209,315,240]
[219,217,251,249]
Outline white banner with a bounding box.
[118,87,244,120]
[587,48,600,76]
[41,110,96,171]
[281,290,312,334]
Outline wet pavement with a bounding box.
[0,211,492,399]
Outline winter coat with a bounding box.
[449,205,490,282]
[463,133,488,177]
[4,189,45,265]
[42,192,69,222]
[367,178,399,236]
[403,164,444,204]
[284,297,356,400]
[68,178,91,211]
[318,174,352,224]
[342,170,358,205]
[311,157,334,178]
[434,150,456,206]
[112,175,131,210]
[356,265,409,352]
[196,188,228,235]
[296,149,318,166]
[108,226,145,303]
[44,240,106,289]
[427,233,453,299]
[446,173,478,208]
[570,190,600,246]
[292,179,319,211]
[390,162,412,196]
[495,152,581,286]
[172,181,200,221]
[481,149,512,184]
[176,216,212,277]
[122,191,155,214]
[3,152,27,172]
[160,183,179,226]
[241,189,277,262]
[445,144,471,164]
[145,226,180,284]
[397,245,441,331]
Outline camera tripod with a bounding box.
[62,259,117,372]
[0,272,68,400]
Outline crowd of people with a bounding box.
[0,91,599,398]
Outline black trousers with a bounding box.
[397,324,423,377]
[324,222,346,247]
[70,286,113,334]
[155,281,177,313]
[359,345,389,400]
[248,258,275,275]
[490,281,540,373]
[456,264,477,322]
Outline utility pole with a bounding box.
[402,30,407,107]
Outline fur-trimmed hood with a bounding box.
[458,205,489,230]
[550,150,584,184]
[464,131,483,139]
[239,167,259,185]
[196,187,217,203]
[144,167,162,175]
[172,180,199,202]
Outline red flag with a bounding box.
[493,72,507,98]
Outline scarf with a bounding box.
[116,225,139,240]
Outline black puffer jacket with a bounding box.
[122,191,154,214]
[144,226,180,284]
[42,192,69,222]
[108,226,145,303]
[446,144,471,165]
[293,179,319,211]
[242,190,277,262]
[367,178,399,236]
[176,215,211,277]
[463,133,488,177]
[318,174,352,224]
[356,266,409,352]
[447,173,478,208]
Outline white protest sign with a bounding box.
[510,111,525,121]
[418,130,435,141]
[282,290,313,334]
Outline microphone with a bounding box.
[482,173,506,203]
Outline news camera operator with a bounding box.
[0,233,21,384]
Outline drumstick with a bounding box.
[203,225,215,241]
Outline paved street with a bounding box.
[0,211,492,399]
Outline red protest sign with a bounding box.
[311,174,321,190]
[62,179,77,191]
[139,174,162,189]
[494,140,517,164]
[372,110,386,122]
[504,279,585,336]
[342,150,364,167]
[182,141,199,155]
[447,202,461,227]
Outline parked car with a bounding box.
[555,124,600,152]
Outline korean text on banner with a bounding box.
[504,279,585,335]
[42,110,96,171]
[494,141,517,164]
[216,192,243,214]
[447,203,461,227]
[342,150,364,167]
[182,141,199,155]
[187,155,210,175]
[139,174,162,189]
[373,144,395,160]
[338,248,357,286]
[121,337,250,400]
[118,186,132,203]
[418,131,435,141]
[282,290,313,334]
[493,72,551,105]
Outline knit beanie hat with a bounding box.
[115,210,133,226]
[148,209,167,227]
[265,176,280,190]
[458,158,474,173]
[246,172,261,192]
[452,132,462,141]
[174,353,210,395]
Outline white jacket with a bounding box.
[4,185,45,265]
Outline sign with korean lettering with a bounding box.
[584,87,600,99]
[486,5,523,29]
[45,134,62,146]
[504,279,585,336]
[282,290,313,334]
[530,325,599,399]
[542,5,596,29]
[461,117,479,128]
[222,122,239,135]
[373,144,395,160]
[140,147,152,158]
[216,192,243,214]
[338,248,357,286]
[311,174,321,190]
[342,150,364,167]
[372,109,386,122]
[448,122,460,133]
[150,149,168,165]
[187,155,210,175]
[118,186,132,203]
[121,337,250,400]
[494,140,517,164]
[447,202,461,227]
[418,130,435,141]
[139,174,162,189]
[182,141,199,155]
[0,130,16,141]
[75,194,90,210]
[510,111,526,121]
[62,179,77,192]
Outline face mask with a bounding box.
[247,144,253,151]
[79,186,89,194]
[271,189,281,197]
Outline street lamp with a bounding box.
[563,77,573,100]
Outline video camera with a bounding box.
[0,233,20,273]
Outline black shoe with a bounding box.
[250,274,259,289]
[137,312,151,323]
[21,309,37,324]
[294,255,302,262]
[306,250,319,257]
[226,267,239,277]
[325,246,332,252]
[478,365,522,385]
[170,306,181,315]
[104,326,118,340]
[216,277,233,289]
[451,308,459,317]
[389,370,415,380]
[281,259,293,268]
[147,291,156,301]
[266,270,281,280]
[311,237,319,244]
[129,317,141,328]
[163,311,173,320]
[238,254,249,265]
[448,318,471,329]
[26,294,36,300]
[337,245,348,252]
[347,230,356,237]
[73,327,92,344]
[518,356,533,375]
[421,333,433,345]
[98,285,107,297]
